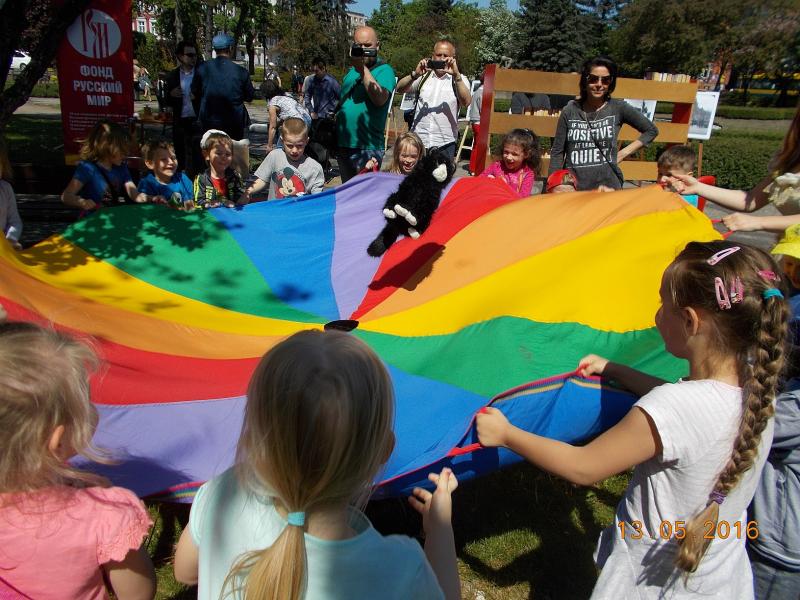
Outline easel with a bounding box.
[455,79,482,162]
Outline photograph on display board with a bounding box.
[688,91,720,140]
[623,98,657,122]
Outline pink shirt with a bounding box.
[481,161,535,198]
[0,485,151,600]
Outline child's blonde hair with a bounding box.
[0,135,13,181]
[200,129,233,154]
[665,241,789,573]
[0,323,107,495]
[79,120,131,162]
[389,132,424,174]
[225,329,395,600]
[280,117,308,139]
[657,144,697,174]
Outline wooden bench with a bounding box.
[473,66,698,182]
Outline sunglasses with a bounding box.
[587,74,612,85]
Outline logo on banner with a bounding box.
[67,9,121,59]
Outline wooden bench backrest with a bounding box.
[473,65,698,181]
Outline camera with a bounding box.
[350,45,377,58]
[428,59,447,70]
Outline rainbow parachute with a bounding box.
[0,176,719,500]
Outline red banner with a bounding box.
[56,0,134,163]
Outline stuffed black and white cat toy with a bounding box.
[367,149,455,257]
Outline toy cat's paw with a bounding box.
[408,227,420,239]
[403,211,417,226]
[394,204,409,218]
[383,208,397,219]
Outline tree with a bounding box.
[608,0,762,77]
[0,0,93,132]
[474,0,516,69]
[574,0,628,57]
[136,0,205,50]
[732,3,800,105]
[515,0,591,72]
[369,0,482,76]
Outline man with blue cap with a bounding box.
[191,33,254,141]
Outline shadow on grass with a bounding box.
[367,462,627,599]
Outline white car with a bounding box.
[10,50,30,72]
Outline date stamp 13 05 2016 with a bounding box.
[618,520,760,541]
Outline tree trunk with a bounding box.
[175,0,183,43]
[205,5,213,57]
[0,0,93,132]
[246,33,255,75]
[233,2,250,61]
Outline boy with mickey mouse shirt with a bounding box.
[248,117,324,200]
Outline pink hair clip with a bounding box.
[715,277,731,310]
[757,270,779,282]
[729,277,744,304]
[707,246,741,266]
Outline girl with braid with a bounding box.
[477,240,790,598]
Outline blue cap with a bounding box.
[212,33,234,50]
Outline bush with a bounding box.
[715,105,796,120]
[657,101,794,120]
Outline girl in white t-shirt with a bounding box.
[477,241,790,598]
[174,329,460,600]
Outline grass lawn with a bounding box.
[145,463,629,599]
[5,115,65,165]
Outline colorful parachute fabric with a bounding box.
[0,175,720,500]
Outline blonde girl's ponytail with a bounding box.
[225,515,307,600]
[668,242,789,573]
[222,329,395,600]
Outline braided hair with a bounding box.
[664,241,789,573]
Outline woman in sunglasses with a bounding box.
[549,56,658,191]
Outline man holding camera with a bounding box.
[336,26,396,182]
[396,39,471,161]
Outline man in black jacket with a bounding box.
[166,41,200,177]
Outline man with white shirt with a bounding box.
[395,39,471,161]
[166,41,200,176]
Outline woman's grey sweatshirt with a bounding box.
[549,98,658,190]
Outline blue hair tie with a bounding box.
[287,511,305,527]
[762,288,784,300]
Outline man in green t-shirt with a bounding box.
[336,26,396,182]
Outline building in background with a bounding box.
[132,11,159,38]
[347,11,367,34]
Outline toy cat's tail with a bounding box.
[367,224,400,257]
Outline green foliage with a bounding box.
[610,0,710,75]
[370,0,482,77]
[715,105,798,120]
[137,0,205,49]
[700,131,781,190]
[515,0,592,72]
[270,0,350,70]
[133,32,174,79]
[474,0,516,70]
[655,101,797,120]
